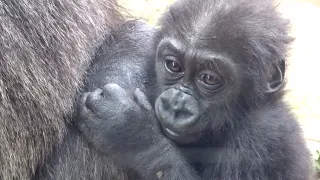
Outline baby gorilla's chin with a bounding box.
[160,124,202,144]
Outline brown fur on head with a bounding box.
[0,0,123,179]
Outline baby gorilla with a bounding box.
[78,0,314,179]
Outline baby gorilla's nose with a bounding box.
[168,90,184,111]
[156,88,200,131]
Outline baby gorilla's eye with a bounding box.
[200,74,220,85]
[164,56,183,73]
[165,60,182,73]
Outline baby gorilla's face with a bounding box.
[153,36,239,144]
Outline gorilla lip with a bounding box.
[161,125,203,144]
[164,127,181,137]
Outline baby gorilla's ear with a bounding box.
[265,60,285,93]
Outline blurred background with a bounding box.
[119,0,320,172]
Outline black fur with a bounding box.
[0,0,123,179]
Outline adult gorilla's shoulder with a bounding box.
[0,0,123,179]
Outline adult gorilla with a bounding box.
[77,0,314,179]
[0,0,123,179]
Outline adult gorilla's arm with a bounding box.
[0,0,123,179]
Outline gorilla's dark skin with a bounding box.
[78,0,313,180]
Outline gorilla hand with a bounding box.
[77,83,199,180]
[77,83,158,156]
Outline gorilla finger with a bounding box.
[102,83,128,99]
[85,88,109,114]
[133,88,152,110]
[77,92,91,118]
[78,92,90,109]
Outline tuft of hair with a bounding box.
[0,0,123,179]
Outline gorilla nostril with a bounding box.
[160,96,170,110]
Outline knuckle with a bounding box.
[103,83,121,92]
[85,93,105,110]
[78,93,89,107]
[105,83,121,89]
[103,83,126,97]
[86,93,98,104]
